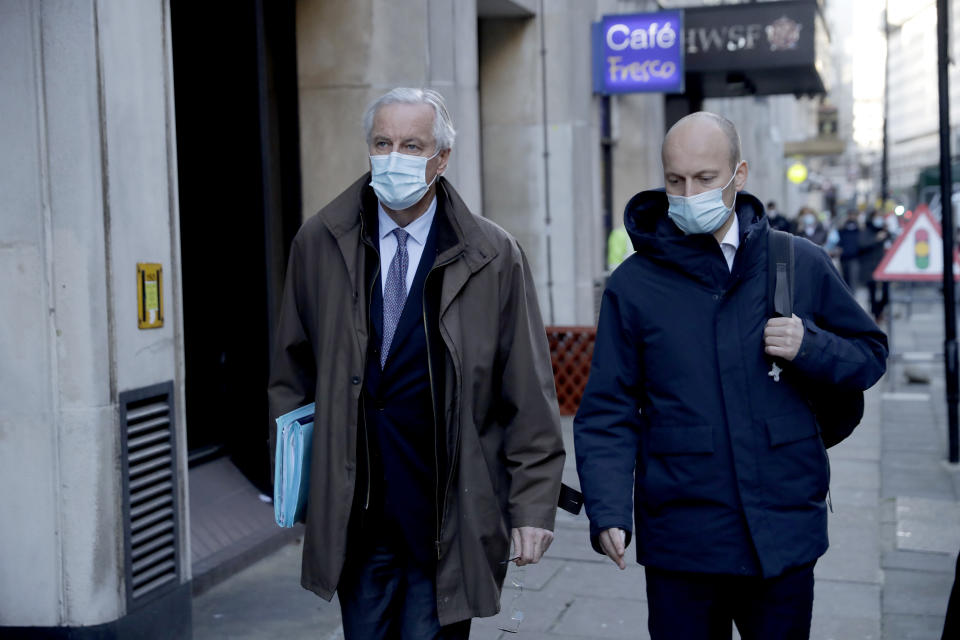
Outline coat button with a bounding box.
[351,376,361,385]
[713,294,719,300]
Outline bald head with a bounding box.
[663,112,741,173]
[661,111,748,228]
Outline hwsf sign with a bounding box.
[687,16,801,55]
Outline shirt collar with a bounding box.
[378,196,437,246]
[720,211,740,250]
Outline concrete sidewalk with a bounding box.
[192,297,960,640]
[877,303,960,639]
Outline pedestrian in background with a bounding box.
[574,112,888,640]
[860,210,891,322]
[795,206,828,246]
[766,200,793,233]
[837,208,863,290]
[268,87,564,639]
[607,225,634,269]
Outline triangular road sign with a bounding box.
[874,204,960,281]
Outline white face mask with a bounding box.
[666,163,742,235]
[369,150,441,211]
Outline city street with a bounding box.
[192,290,960,640]
[8,2,960,636]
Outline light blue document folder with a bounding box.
[273,403,315,528]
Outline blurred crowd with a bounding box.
[767,201,900,324]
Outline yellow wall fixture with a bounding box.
[137,263,164,329]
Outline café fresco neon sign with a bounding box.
[593,11,684,94]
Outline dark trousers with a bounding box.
[338,541,471,640]
[841,258,860,291]
[867,280,889,320]
[645,562,815,640]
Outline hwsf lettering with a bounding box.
[686,24,765,54]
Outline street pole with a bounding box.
[601,94,613,271]
[936,0,959,463]
[881,0,889,208]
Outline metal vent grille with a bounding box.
[120,381,181,608]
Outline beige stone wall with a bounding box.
[479,1,610,325]
[296,0,482,217]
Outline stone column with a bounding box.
[0,0,189,634]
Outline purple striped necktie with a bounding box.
[381,228,409,368]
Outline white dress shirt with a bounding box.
[378,197,437,295]
[719,212,740,272]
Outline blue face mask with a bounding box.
[666,163,742,235]
[369,150,441,211]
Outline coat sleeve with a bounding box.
[789,244,888,390]
[573,277,641,554]
[496,240,566,532]
[266,237,317,476]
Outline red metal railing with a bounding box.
[546,326,596,416]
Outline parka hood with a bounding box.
[623,188,769,288]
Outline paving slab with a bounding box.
[192,538,342,640]
[819,506,883,584]
[883,549,957,573]
[829,459,881,491]
[810,615,880,640]
[547,560,646,600]
[882,613,946,640]
[814,579,881,621]
[550,596,649,639]
[882,568,954,616]
[548,528,610,563]
[896,496,960,554]
[475,589,575,634]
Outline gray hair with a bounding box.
[664,111,742,172]
[362,88,457,152]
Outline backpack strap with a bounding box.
[767,230,794,318]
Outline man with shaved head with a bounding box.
[574,112,887,639]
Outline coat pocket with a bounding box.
[765,412,819,447]
[642,425,716,513]
[762,412,828,506]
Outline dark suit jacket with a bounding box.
[360,209,441,566]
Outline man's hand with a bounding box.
[599,528,627,570]
[510,526,554,566]
[764,314,804,361]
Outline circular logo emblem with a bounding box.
[766,16,802,51]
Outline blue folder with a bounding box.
[273,403,315,528]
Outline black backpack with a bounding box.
[767,230,864,448]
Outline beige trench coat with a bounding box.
[267,175,564,624]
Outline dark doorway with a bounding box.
[170,0,301,493]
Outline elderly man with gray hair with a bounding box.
[268,87,564,638]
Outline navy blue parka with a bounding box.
[574,190,888,578]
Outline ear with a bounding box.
[734,161,748,191]
[435,148,451,176]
